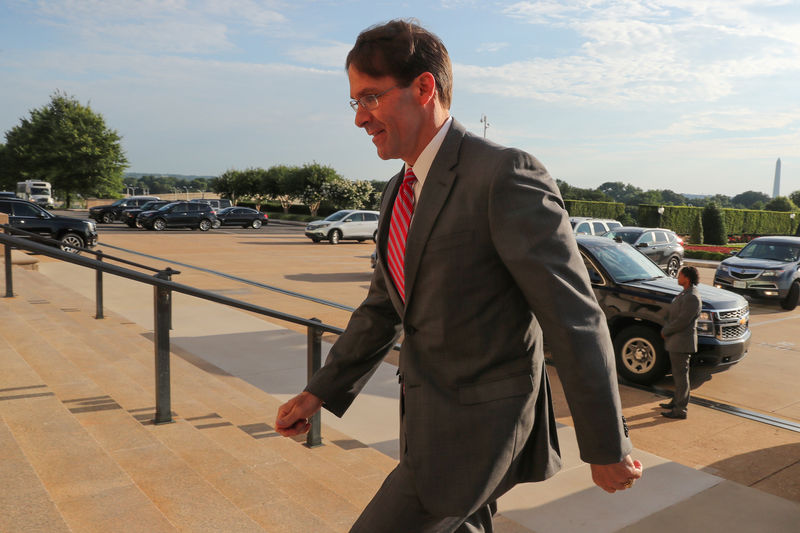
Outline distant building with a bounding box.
[773,158,781,198]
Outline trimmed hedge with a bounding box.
[638,204,799,237]
[563,200,625,219]
[684,250,729,261]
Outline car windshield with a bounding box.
[324,211,350,222]
[737,242,800,262]
[157,203,178,211]
[139,201,160,210]
[605,231,641,245]
[111,198,126,206]
[217,207,234,214]
[590,243,667,283]
[30,187,50,195]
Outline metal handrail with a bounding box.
[1,227,342,447]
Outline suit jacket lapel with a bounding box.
[402,120,466,312]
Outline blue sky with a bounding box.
[1,1,799,196]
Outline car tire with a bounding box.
[613,325,668,385]
[329,229,342,244]
[198,219,212,231]
[251,219,262,229]
[153,218,167,231]
[373,230,378,243]
[666,256,681,278]
[101,212,114,224]
[780,281,800,311]
[59,232,85,254]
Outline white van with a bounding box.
[16,180,55,208]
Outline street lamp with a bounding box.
[657,206,665,227]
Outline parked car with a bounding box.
[604,226,684,277]
[121,200,171,228]
[0,191,16,198]
[138,201,218,231]
[190,198,232,210]
[305,210,380,244]
[713,236,800,310]
[0,197,97,253]
[215,207,269,228]
[570,217,623,236]
[577,235,750,384]
[89,196,160,223]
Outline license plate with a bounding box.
[733,281,747,289]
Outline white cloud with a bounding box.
[477,42,510,53]
[478,0,800,107]
[287,41,352,68]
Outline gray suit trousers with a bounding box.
[350,459,497,533]
[669,351,692,415]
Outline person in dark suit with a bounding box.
[660,266,702,420]
[276,19,643,532]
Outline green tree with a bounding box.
[732,190,770,209]
[295,162,343,215]
[764,196,797,212]
[790,190,800,208]
[690,212,704,245]
[702,202,727,245]
[1,91,128,206]
[262,165,299,213]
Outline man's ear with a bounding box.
[414,72,438,105]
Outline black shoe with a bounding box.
[661,411,687,420]
[659,402,674,409]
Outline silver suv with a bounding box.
[714,236,800,310]
[305,209,379,244]
[570,217,622,236]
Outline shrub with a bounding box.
[702,202,727,245]
[690,212,703,244]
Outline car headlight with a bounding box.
[696,311,714,336]
[760,269,784,278]
[717,265,729,273]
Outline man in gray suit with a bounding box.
[660,266,703,420]
[276,19,642,532]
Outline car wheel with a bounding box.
[780,281,800,311]
[153,218,167,231]
[59,232,85,254]
[666,256,681,278]
[198,219,212,231]
[613,325,668,385]
[251,219,262,229]
[329,229,342,244]
[101,212,114,224]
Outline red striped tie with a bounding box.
[387,168,417,302]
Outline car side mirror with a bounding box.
[613,236,622,243]
[636,242,648,248]
[729,250,738,256]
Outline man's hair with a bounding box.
[346,19,453,109]
[680,266,699,286]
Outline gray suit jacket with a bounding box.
[306,119,631,517]
[662,286,702,353]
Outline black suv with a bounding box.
[121,200,170,227]
[578,235,750,385]
[0,197,98,253]
[138,201,218,231]
[89,196,160,223]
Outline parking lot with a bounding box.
[37,211,800,501]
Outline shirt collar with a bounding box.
[404,116,453,201]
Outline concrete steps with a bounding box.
[0,266,393,532]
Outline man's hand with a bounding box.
[590,455,643,493]
[275,391,323,437]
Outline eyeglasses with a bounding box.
[349,86,397,112]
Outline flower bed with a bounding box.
[684,245,732,254]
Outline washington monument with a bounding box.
[773,158,781,198]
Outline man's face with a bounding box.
[348,66,424,164]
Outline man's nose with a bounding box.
[354,105,370,128]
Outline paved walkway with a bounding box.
[6,255,793,533]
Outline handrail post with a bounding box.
[95,250,104,319]
[153,269,174,424]
[305,317,323,448]
[3,241,12,298]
